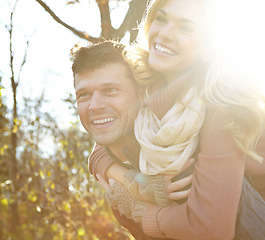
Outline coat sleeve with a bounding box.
[142,109,246,240]
[88,144,115,180]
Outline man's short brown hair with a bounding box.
[72,41,133,86]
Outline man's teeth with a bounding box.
[93,118,114,124]
[155,44,175,55]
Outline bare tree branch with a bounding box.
[33,0,149,43]
[17,40,29,83]
[115,0,148,42]
[34,0,102,43]
[96,0,114,38]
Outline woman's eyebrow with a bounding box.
[157,9,197,25]
[157,9,166,15]
[180,18,197,26]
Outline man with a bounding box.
[72,41,191,240]
[72,41,154,239]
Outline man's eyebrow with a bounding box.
[75,87,87,95]
[101,82,121,87]
[76,82,121,93]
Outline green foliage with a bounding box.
[0,95,133,240]
[0,80,9,183]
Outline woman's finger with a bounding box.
[181,158,195,172]
[167,174,192,193]
[165,158,195,182]
[168,189,191,201]
[96,174,110,191]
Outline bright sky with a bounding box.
[1,0,265,128]
[0,0,129,127]
[205,0,265,86]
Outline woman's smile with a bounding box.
[148,0,205,81]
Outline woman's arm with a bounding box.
[142,109,246,240]
[90,144,194,203]
[89,144,116,180]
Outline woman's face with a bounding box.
[148,0,205,81]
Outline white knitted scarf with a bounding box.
[134,88,205,175]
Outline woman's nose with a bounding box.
[159,23,177,41]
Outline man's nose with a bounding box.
[89,92,105,111]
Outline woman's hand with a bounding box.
[165,158,194,201]
[97,174,147,223]
[167,175,192,200]
[97,174,112,191]
[105,163,128,184]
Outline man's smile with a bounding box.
[92,117,115,125]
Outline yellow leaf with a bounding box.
[12,125,18,133]
[51,183,55,189]
[86,210,92,217]
[98,199,104,207]
[39,170,45,179]
[92,234,99,240]
[28,192,38,202]
[0,148,4,156]
[51,224,58,231]
[77,228,85,236]
[69,150,74,159]
[79,167,84,174]
[59,229,64,237]
[1,198,8,206]
[62,201,71,211]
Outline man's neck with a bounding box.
[108,133,137,163]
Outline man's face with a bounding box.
[75,63,139,148]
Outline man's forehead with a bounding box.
[75,63,135,89]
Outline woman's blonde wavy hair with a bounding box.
[126,0,265,161]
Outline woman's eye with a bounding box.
[180,24,194,34]
[154,15,167,24]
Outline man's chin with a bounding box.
[93,136,116,147]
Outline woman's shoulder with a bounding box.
[199,105,239,155]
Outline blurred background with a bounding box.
[0,0,148,239]
[1,0,265,239]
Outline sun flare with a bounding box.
[205,0,265,94]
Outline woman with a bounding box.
[91,0,265,239]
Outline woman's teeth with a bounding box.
[154,44,176,55]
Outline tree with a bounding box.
[0,77,9,183]
[34,0,149,43]
[0,2,134,239]
[1,0,151,239]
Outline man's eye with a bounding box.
[105,88,118,94]
[77,93,91,100]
